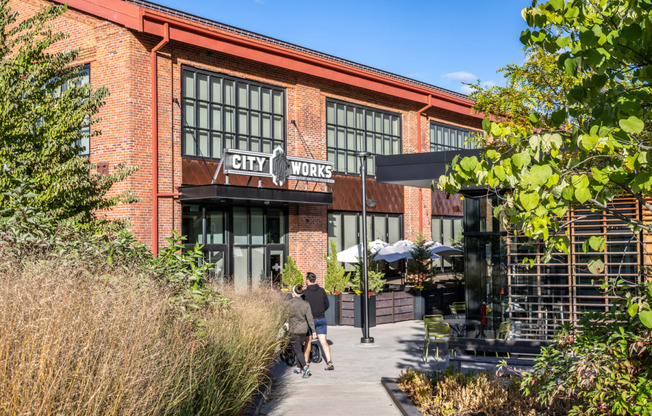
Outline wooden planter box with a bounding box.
[341,292,415,325]
[340,293,376,327]
[376,291,415,324]
[325,293,341,326]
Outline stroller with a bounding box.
[280,339,323,367]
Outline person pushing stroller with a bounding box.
[287,284,316,378]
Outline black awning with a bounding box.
[374,149,488,195]
[375,149,481,188]
[179,184,333,205]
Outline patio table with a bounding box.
[445,318,482,337]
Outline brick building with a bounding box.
[12,0,480,287]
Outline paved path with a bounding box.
[259,320,448,416]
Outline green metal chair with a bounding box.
[496,321,511,357]
[423,322,450,362]
[497,321,511,340]
[423,314,444,326]
[449,302,465,318]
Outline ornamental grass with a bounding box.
[0,258,287,416]
[398,367,569,416]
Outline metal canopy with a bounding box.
[374,149,487,195]
[179,184,333,205]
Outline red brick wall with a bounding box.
[12,0,480,273]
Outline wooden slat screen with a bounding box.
[507,197,645,340]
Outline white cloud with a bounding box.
[460,80,496,95]
[460,85,474,95]
[443,71,478,82]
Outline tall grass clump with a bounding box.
[0,259,189,415]
[176,288,288,414]
[0,256,289,416]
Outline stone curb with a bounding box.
[381,377,423,416]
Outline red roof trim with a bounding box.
[54,0,480,118]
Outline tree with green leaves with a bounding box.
[406,233,436,287]
[351,247,386,294]
[281,256,304,290]
[324,240,348,294]
[440,1,652,413]
[440,0,652,327]
[0,0,135,226]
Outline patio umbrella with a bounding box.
[336,239,388,263]
[426,241,463,258]
[376,239,415,262]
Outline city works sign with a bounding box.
[223,148,334,186]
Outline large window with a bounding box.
[430,122,477,152]
[326,99,401,175]
[54,65,90,156]
[328,211,402,252]
[432,215,463,270]
[181,67,286,159]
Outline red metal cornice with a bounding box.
[54,0,480,118]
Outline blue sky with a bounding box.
[153,0,530,95]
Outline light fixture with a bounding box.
[366,198,377,208]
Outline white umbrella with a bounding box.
[376,239,416,262]
[426,241,463,258]
[336,240,388,263]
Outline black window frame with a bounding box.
[52,64,91,156]
[181,66,286,160]
[429,121,478,153]
[326,98,402,176]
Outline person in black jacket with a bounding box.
[302,272,334,370]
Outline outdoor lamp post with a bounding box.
[354,151,374,344]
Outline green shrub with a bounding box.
[522,281,652,416]
[324,240,348,294]
[281,256,304,289]
[351,246,386,294]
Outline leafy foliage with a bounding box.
[407,233,436,286]
[281,256,304,289]
[324,240,348,294]
[351,246,386,293]
[523,281,652,415]
[439,0,652,327]
[0,0,136,225]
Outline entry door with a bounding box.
[266,245,286,289]
[203,245,227,281]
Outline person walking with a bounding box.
[302,272,335,370]
[288,284,316,378]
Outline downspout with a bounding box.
[151,23,170,256]
[416,95,433,235]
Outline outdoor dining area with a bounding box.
[328,238,465,327]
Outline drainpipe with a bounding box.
[416,95,433,235]
[151,23,169,256]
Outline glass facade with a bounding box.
[181,66,286,159]
[431,215,464,270]
[328,211,403,253]
[182,205,287,288]
[326,99,401,175]
[429,121,477,152]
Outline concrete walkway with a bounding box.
[259,320,449,416]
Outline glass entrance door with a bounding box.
[182,204,287,289]
[267,246,285,290]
